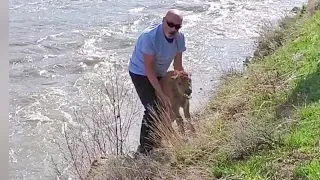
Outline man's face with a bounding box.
[162,16,182,39]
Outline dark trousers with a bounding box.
[129,71,162,153]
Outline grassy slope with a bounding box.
[170,9,320,180]
[83,8,319,180]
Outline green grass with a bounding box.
[284,105,320,148]
[203,10,320,180]
[295,158,320,179]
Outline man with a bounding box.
[128,9,186,155]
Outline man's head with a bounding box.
[162,9,183,39]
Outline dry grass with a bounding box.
[252,8,307,61]
[252,0,319,62]
[84,102,214,180]
[306,0,320,15]
[84,152,174,180]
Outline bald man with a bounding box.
[128,9,186,155]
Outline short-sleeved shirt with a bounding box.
[128,23,186,77]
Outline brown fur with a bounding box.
[158,70,195,134]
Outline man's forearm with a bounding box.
[146,70,165,98]
[174,65,184,71]
[173,52,184,71]
[143,53,166,98]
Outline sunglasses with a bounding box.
[166,20,182,30]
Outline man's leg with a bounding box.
[129,71,162,154]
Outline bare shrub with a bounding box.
[224,115,281,160]
[84,149,175,180]
[50,66,141,180]
[50,65,195,180]
[84,100,192,180]
[306,0,320,16]
[220,64,244,81]
[252,13,302,60]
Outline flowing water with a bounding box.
[9,0,305,179]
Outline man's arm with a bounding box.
[144,53,166,98]
[174,33,186,71]
[173,52,184,71]
[140,34,167,101]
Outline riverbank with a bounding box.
[165,5,320,180]
[84,3,320,180]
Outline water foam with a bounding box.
[78,38,106,58]
[182,14,202,29]
[128,7,145,13]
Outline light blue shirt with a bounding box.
[128,23,186,77]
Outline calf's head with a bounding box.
[171,71,192,99]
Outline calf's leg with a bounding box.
[172,106,185,134]
[183,101,196,133]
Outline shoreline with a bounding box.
[84,3,320,179]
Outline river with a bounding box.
[9,0,305,179]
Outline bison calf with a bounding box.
[158,70,196,135]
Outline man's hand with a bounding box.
[159,93,171,111]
